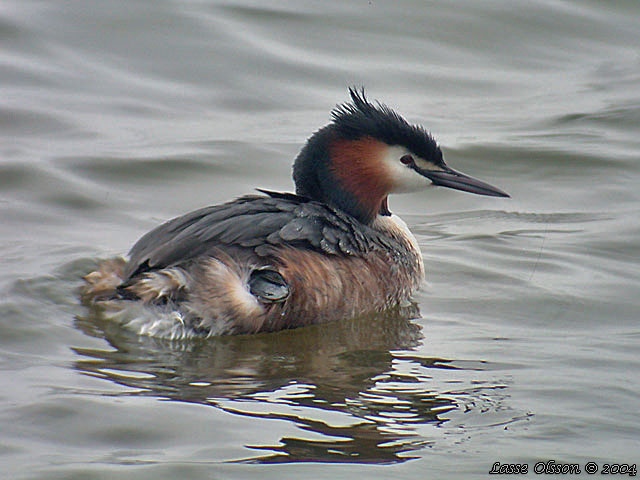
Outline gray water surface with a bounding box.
[1,1,639,478]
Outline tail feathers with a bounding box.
[82,258,127,301]
[83,256,280,335]
[83,257,188,304]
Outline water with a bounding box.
[1,0,639,478]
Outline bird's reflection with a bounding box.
[73,304,480,464]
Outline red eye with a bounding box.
[400,155,414,165]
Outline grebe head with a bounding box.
[293,88,509,224]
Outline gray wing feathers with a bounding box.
[125,192,392,279]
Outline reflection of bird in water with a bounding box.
[73,307,464,464]
[82,88,508,337]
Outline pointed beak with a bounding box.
[421,166,510,198]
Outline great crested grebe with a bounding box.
[83,88,509,337]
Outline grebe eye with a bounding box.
[400,154,414,165]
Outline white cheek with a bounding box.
[381,146,430,193]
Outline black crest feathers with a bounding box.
[331,87,444,167]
